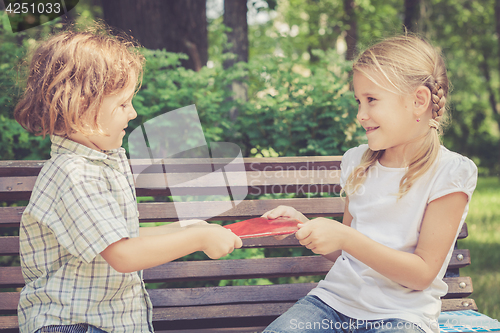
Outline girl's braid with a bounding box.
[428,79,446,130]
[431,82,446,120]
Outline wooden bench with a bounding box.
[0,157,477,332]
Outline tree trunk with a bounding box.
[223,0,248,68]
[404,0,420,32]
[343,0,357,61]
[102,0,207,71]
[223,0,249,121]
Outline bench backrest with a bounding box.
[0,157,476,332]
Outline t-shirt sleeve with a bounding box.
[428,154,478,203]
[340,144,369,188]
[50,180,131,264]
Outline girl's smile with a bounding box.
[364,126,380,134]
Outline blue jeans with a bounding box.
[263,296,427,333]
[35,324,108,333]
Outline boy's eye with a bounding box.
[368,97,376,103]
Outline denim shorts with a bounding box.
[35,324,107,333]
[263,295,427,333]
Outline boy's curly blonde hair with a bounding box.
[344,34,449,198]
[15,24,145,137]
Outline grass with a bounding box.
[459,176,500,320]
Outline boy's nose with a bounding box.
[129,106,138,120]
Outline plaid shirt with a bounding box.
[18,136,154,333]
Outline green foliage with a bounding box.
[244,49,361,156]
[419,0,500,175]
[248,0,500,175]
[128,47,361,158]
[0,23,51,160]
[460,177,500,319]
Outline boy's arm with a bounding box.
[101,224,242,273]
[296,192,468,290]
[139,220,207,237]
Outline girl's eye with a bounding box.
[368,97,376,103]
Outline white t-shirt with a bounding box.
[309,144,477,333]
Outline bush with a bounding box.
[2,28,362,160]
[129,48,362,158]
[0,30,51,161]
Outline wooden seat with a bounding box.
[0,157,476,332]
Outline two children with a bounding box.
[15,25,477,333]
[14,28,241,333]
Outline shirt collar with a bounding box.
[50,135,125,170]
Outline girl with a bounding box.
[262,35,477,333]
[14,26,241,333]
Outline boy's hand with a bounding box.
[179,219,208,227]
[202,224,242,259]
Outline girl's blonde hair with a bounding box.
[344,34,449,198]
[15,24,145,137]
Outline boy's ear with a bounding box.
[413,86,432,117]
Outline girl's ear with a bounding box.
[413,86,432,117]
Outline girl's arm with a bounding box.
[321,197,353,262]
[297,192,468,290]
[101,224,242,273]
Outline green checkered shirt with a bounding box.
[18,136,154,333]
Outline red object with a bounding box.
[224,217,300,239]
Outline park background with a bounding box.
[1,0,499,320]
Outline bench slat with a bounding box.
[442,277,474,299]
[137,197,345,222]
[0,249,472,286]
[0,273,473,311]
[0,297,480,333]
[0,172,342,201]
[0,236,473,258]
[0,317,18,333]
[148,283,317,307]
[0,197,346,225]
[144,256,333,283]
[146,279,473,308]
[0,158,342,176]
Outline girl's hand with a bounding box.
[261,205,309,240]
[202,224,243,259]
[261,205,309,223]
[295,217,348,255]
